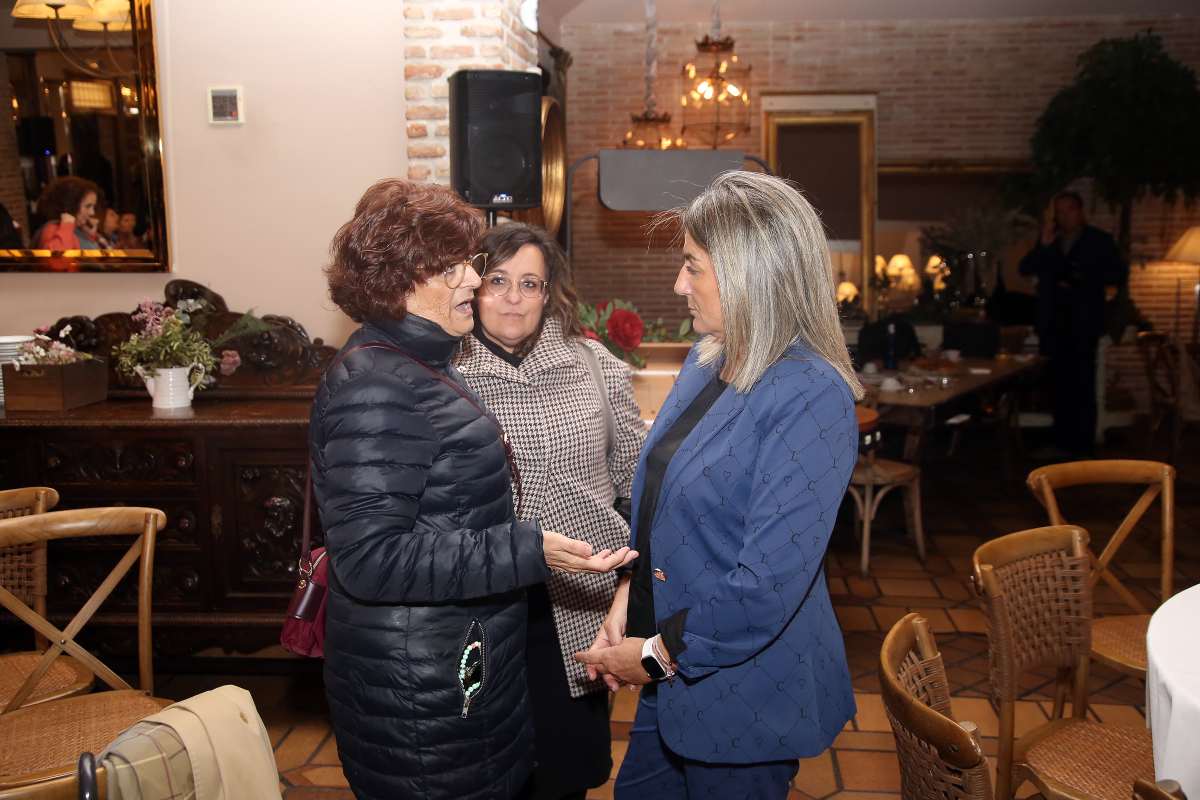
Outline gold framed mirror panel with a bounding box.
[765,109,877,312]
[0,0,167,272]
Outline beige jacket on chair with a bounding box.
[101,685,281,800]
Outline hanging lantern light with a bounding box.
[620,0,678,150]
[678,0,751,149]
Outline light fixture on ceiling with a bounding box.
[620,0,677,150]
[11,0,135,79]
[679,0,751,149]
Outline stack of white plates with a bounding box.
[0,335,35,406]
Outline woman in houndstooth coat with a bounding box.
[456,223,646,800]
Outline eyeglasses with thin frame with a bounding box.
[482,271,550,299]
[442,253,488,289]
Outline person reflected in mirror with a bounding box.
[34,176,101,250]
[577,171,863,800]
[312,179,637,800]
[455,222,647,800]
[115,211,145,249]
[98,207,119,248]
[1018,191,1127,458]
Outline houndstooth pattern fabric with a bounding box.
[456,318,646,697]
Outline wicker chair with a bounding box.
[1026,460,1175,678]
[1133,779,1187,800]
[0,507,173,792]
[0,488,94,711]
[972,525,1154,800]
[880,612,992,800]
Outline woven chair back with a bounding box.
[1133,778,1187,800]
[972,526,1092,708]
[0,507,164,714]
[880,613,992,800]
[0,488,59,610]
[1027,459,1175,610]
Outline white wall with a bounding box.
[0,0,409,346]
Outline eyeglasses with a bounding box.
[482,272,550,299]
[442,253,488,289]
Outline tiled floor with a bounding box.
[155,423,1199,799]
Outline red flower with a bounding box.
[597,300,611,313]
[606,308,644,351]
[582,327,601,341]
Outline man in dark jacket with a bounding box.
[1019,191,1127,456]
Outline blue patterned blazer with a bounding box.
[633,341,858,764]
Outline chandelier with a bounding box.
[11,0,136,79]
[679,0,751,149]
[620,0,678,150]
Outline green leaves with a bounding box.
[113,315,217,380]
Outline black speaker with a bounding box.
[449,70,541,209]
[17,116,55,157]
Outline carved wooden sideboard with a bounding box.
[0,281,333,655]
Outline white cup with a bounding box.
[944,349,961,362]
[880,377,903,392]
[862,362,878,375]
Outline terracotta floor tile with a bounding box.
[870,605,909,632]
[835,749,901,792]
[836,606,878,631]
[289,765,348,788]
[1090,702,1145,727]
[852,692,892,733]
[274,721,331,772]
[948,608,988,634]
[610,688,639,722]
[869,553,926,571]
[828,793,901,800]
[832,730,897,751]
[829,576,849,595]
[846,576,880,598]
[310,734,340,765]
[587,780,615,799]
[949,696,1000,737]
[934,576,971,600]
[793,750,838,798]
[609,739,628,781]
[284,790,355,800]
[873,578,936,597]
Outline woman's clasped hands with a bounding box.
[573,576,653,691]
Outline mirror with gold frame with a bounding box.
[0,0,165,272]
[764,95,877,311]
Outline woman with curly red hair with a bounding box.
[311,179,635,800]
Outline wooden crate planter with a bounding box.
[1,359,108,411]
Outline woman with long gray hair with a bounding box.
[577,170,863,799]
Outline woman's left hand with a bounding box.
[574,637,652,688]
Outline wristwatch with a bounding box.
[640,635,674,681]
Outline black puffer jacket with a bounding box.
[310,313,550,800]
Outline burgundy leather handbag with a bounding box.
[279,341,521,659]
[280,470,327,658]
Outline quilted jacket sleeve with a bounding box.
[315,368,549,605]
[673,378,856,679]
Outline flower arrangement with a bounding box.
[9,324,95,368]
[577,300,647,367]
[643,316,695,343]
[113,298,268,386]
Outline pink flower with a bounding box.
[132,299,173,336]
[33,325,50,335]
[218,349,242,376]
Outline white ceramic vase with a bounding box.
[135,365,203,409]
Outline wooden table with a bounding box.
[867,355,1044,457]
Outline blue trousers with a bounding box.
[614,686,799,800]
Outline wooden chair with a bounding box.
[1026,460,1174,678]
[847,422,926,575]
[1133,779,1187,800]
[1136,332,1183,462]
[880,612,992,800]
[0,507,173,792]
[972,525,1154,800]
[0,488,94,711]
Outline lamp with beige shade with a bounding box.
[1164,226,1200,344]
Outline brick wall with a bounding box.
[403,0,539,185]
[562,15,1200,411]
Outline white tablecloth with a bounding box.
[1147,583,1200,797]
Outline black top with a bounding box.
[627,373,728,657]
[1017,224,1127,343]
[473,325,526,368]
